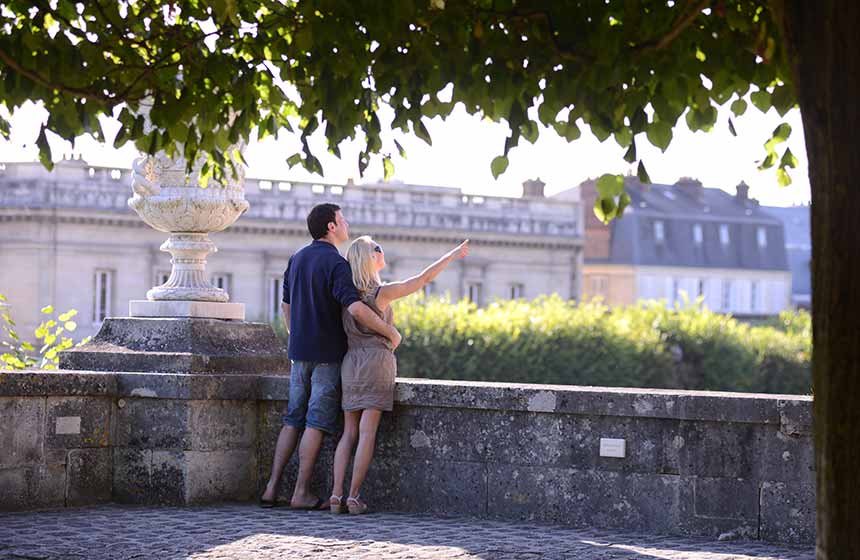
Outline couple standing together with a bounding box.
[259,203,469,514]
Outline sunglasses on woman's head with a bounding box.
[373,245,384,254]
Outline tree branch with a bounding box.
[633,0,712,54]
[0,47,114,105]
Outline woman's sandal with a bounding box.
[330,495,346,514]
[347,495,368,515]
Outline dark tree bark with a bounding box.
[781,1,860,558]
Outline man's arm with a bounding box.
[281,302,290,335]
[347,301,402,349]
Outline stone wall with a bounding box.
[0,371,814,544]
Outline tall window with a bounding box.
[510,283,525,299]
[654,220,665,244]
[697,279,705,298]
[211,273,232,293]
[750,280,759,312]
[719,224,730,246]
[590,276,609,298]
[93,270,113,324]
[693,223,703,245]
[721,279,733,312]
[757,226,768,248]
[466,282,482,305]
[269,277,284,321]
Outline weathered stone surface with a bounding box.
[67,448,112,506]
[760,481,816,544]
[0,397,45,467]
[185,449,256,503]
[0,463,66,511]
[0,370,115,397]
[113,448,187,505]
[114,398,190,449]
[189,400,256,451]
[60,317,290,375]
[46,396,112,449]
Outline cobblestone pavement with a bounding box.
[0,504,813,560]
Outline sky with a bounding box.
[0,97,810,207]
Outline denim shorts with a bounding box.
[282,361,342,434]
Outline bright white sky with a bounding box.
[0,98,810,207]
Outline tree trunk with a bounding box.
[781,1,860,558]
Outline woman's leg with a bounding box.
[332,411,361,500]
[348,409,383,499]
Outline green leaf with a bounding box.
[776,167,792,187]
[637,160,652,184]
[414,120,432,146]
[36,127,53,171]
[646,120,673,152]
[623,140,637,164]
[616,192,631,218]
[394,139,407,159]
[750,90,771,112]
[383,156,395,181]
[593,197,616,225]
[730,99,748,117]
[780,148,798,169]
[286,153,302,168]
[491,156,509,180]
[596,173,625,198]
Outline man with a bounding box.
[260,203,401,509]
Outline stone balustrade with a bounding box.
[0,370,813,545]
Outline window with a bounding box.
[757,226,768,248]
[277,181,292,192]
[110,169,122,180]
[93,270,113,324]
[693,224,703,245]
[423,282,436,297]
[719,224,730,246]
[259,180,273,191]
[672,278,680,303]
[750,281,759,312]
[473,196,485,205]
[211,273,232,293]
[510,283,524,299]
[697,279,705,298]
[269,277,284,321]
[330,185,344,196]
[312,184,325,195]
[654,220,665,243]
[466,282,482,305]
[590,276,609,298]
[721,279,733,311]
[88,167,96,177]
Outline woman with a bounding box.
[330,237,469,514]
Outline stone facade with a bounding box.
[0,370,814,545]
[0,160,583,339]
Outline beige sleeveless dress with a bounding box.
[341,288,397,412]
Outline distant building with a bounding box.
[570,176,792,316]
[0,160,584,339]
[762,204,811,309]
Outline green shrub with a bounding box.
[391,294,811,395]
[0,293,91,370]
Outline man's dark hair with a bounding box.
[307,203,341,239]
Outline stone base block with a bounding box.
[129,300,245,320]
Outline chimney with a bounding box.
[735,181,750,201]
[676,177,704,201]
[346,177,356,187]
[522,178,546,198]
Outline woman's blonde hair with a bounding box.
[347,235,382,297]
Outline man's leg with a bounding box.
[261,424,300,502]
[262,361,312,503]
[290,362,342,508]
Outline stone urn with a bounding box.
[127,153,249,319]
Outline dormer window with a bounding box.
[719,224,730,246]
[757,226,767,248]
[693,223,703,245]
[654,220,665,243]
[259,180,273,191]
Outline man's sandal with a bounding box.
[347,495,368,515]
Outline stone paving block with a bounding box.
[189,400,256,451]
[46,396,111,449]
[114,398,190,449]
[487,465,681,534]
[186,449,257,504]
[760,481,816,545]
[0,396,45,467]
[67,448,112,506]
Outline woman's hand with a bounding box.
[449,239,469,260]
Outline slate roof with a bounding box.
[590,179,790,271]
[762,205,811,298]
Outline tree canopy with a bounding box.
[0,0,797,218]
